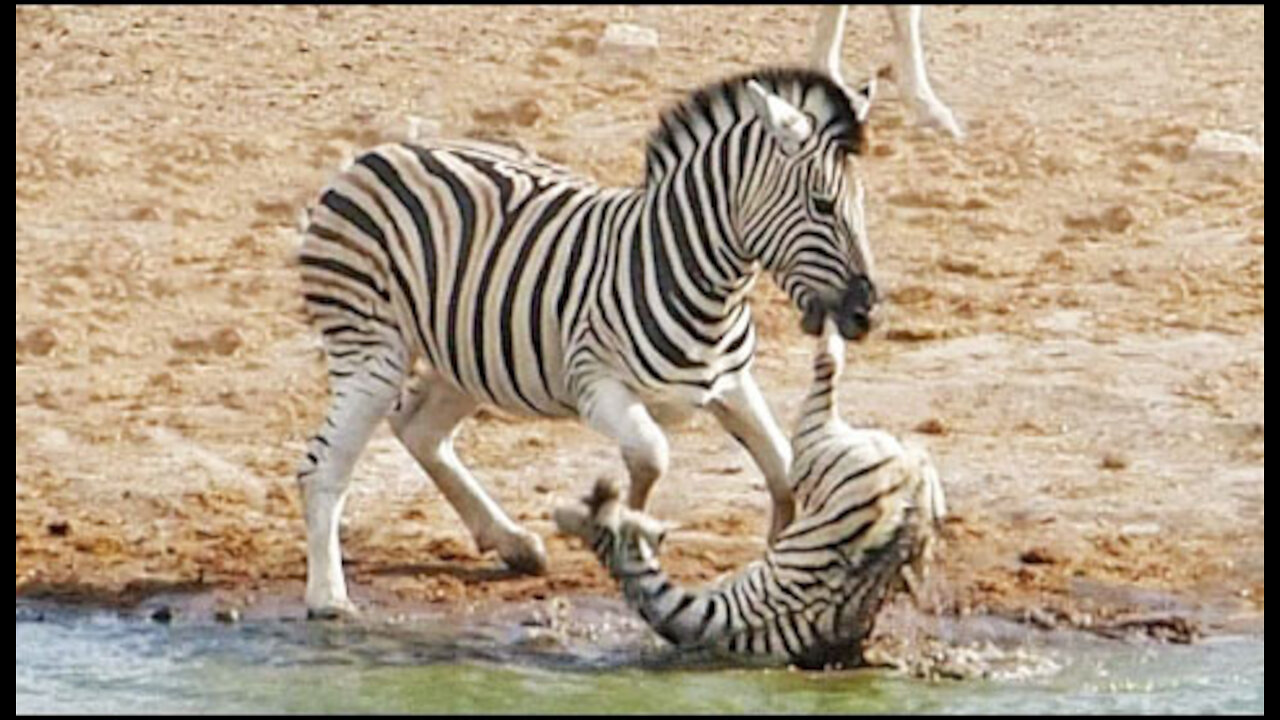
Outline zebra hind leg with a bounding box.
[297,352,406,619]
[388,373,548,575]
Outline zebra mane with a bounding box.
[643,66,866,181]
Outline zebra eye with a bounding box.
[812,195,836,217]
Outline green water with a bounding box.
[15,602,1264,714]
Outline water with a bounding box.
[15,602,1264,714]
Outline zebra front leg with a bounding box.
[297,363,404,619]
[388,374,547,575]
[579,377,670,512]
[808,4,850,85]
[708,370,794,543]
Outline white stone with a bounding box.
[1189,129,1265,164]
[1119,522,1161,538]
[598,23,659,57]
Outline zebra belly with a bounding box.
[409,302,578,419]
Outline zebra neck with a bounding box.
[611,554,727,648]
[626,166,758,313]
[795,373,839,439]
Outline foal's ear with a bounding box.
[622,508,676,553]
[745,80,813,154]
[552,504,592,540]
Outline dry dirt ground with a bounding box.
[16,6,1264,637]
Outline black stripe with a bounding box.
[299,255,390,303]
[494,188,577,411]
[357,151,442,366]
[657,590,698,630]
[407,146,476,382]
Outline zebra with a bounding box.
[553,327,947,668]
[296,67,879,618]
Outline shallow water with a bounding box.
[15,600,1264,714]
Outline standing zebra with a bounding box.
[296,67,878,618]
[554,328,946,668]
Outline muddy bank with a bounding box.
[16,6,1264,640]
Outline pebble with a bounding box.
[208,327,244,356]
[17,327,58,357]
[214,607,241,624]
[1119,522,1161,538]
[1189,130,1264,164]
[471,98,543,128]
[1099,452,1129,470]
[914,417,949,435]
[598,23,659,57]
[1063,204,1135,234]
[1019,546,1060,565]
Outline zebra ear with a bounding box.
[850,76,875,124]
[624,510,675,553]
[745,80,813,153]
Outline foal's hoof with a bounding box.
[498,529,548,576]
[305,598,360,621]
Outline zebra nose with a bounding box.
[835,277,877,340]
[846,275,877,311]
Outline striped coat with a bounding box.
[555,333,946,668]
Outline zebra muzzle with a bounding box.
[801,285,875,340]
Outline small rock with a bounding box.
[1189,130,1264,164]
[17,327,58,357]
[171,327,243,357]
[1119,522,1161,538]
[214,607,241,624]
[598,23,659,57]
[147,371,180,393]
[251,198,295,224]
[1099,452,1128,470]
[937,255,982,275]
[1025,607,1059,630]
[1098,205,1136,233]
[914,417,949,435]
[208,327,244,356]
[150,605,174,624]
[126,205,162,222]
[471,98,544,129]
[1063,204,1134,234]
[1019,546,1059,565]
[532,47,573,69]
[47,520,71,537]
[884,325,945,342]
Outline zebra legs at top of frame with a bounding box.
[809,4,963,139]
[295,68,882,618]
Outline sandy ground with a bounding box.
[16,6,1264,638]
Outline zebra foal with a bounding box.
[296,68,880,618]
[554,327,946,668]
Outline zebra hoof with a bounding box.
[498,529,548,576]
[305,598,360,621]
